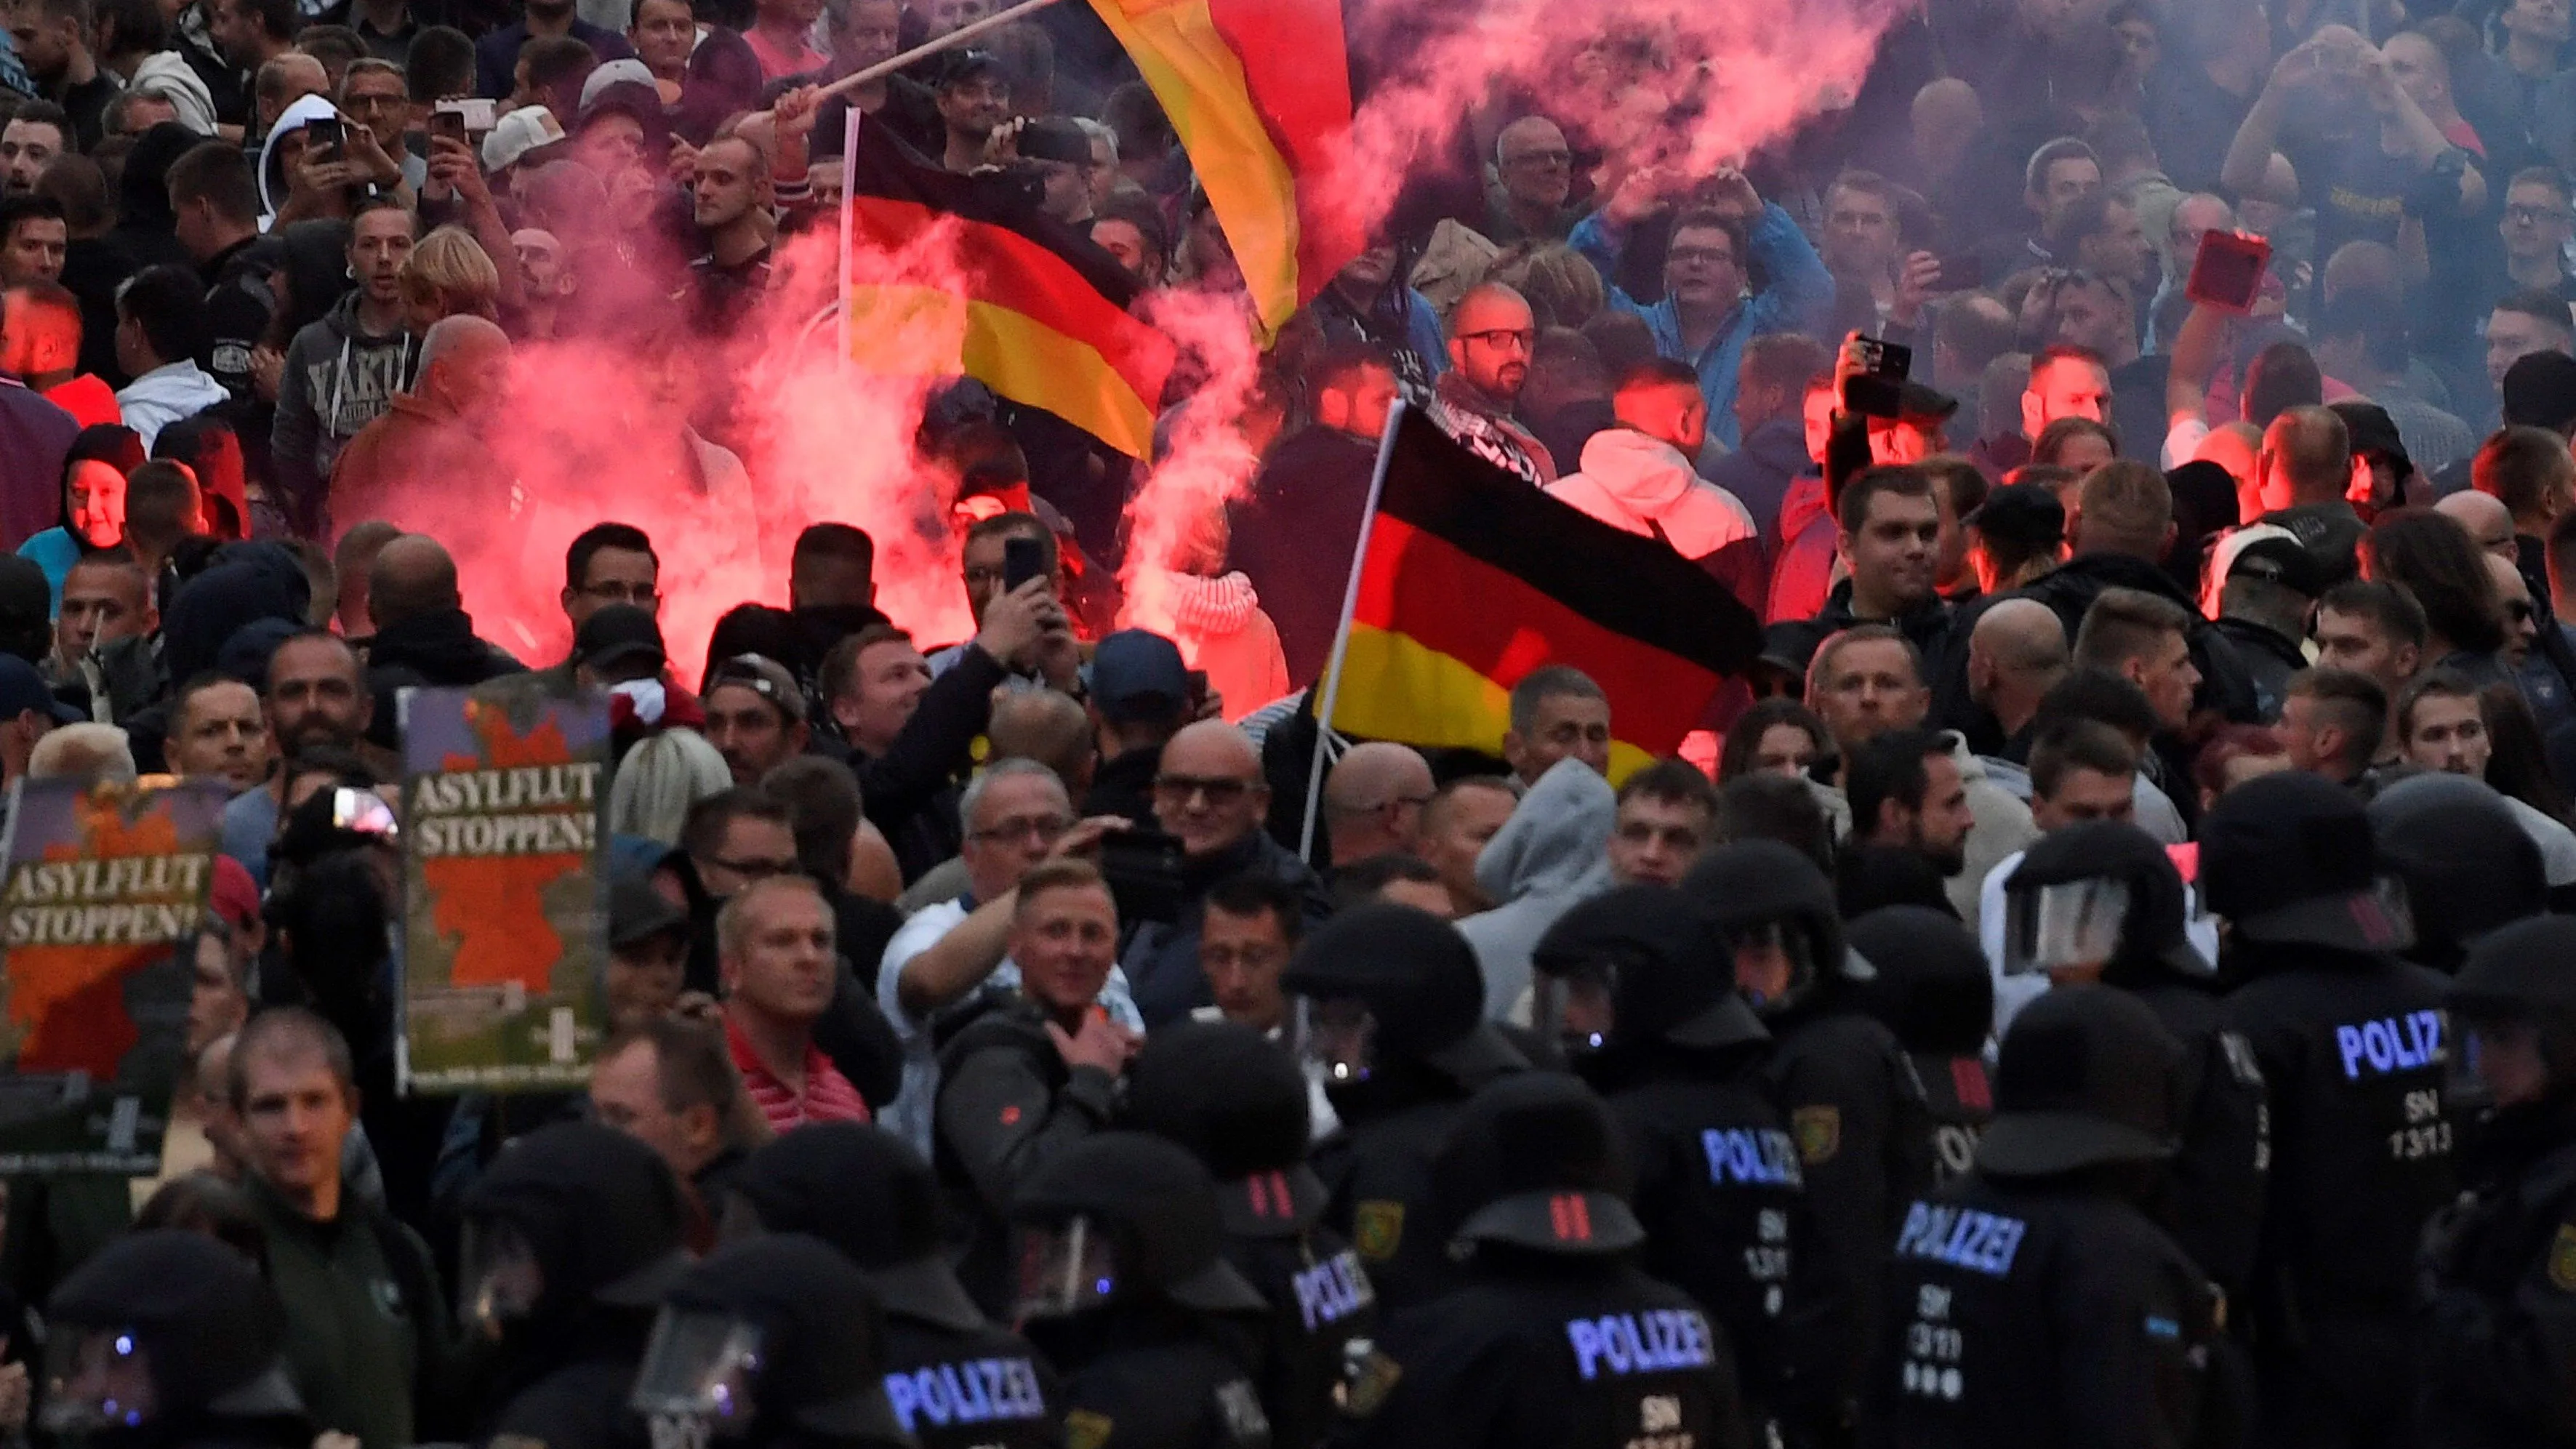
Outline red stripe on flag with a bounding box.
[1204,0,1360,296]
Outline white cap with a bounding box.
[482,106,568,174]
[580,58,657,110]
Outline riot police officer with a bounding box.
[1679,839,1925,1434]
[2420,915,2576,1446]
[2000,821,2268,1304]
[721,1124,1062,1449]
[1861,986,2235,1448]
[1529,885,1815,1440]
[630,1234,912,1449]
[43,1229,313,1449]
[2367,773,2548,974]
[457,1120,694,1449]
[1007,1131,1276,1449]
[1281,903,1527,1312]
[1330,1070,1749,1449]
[2202,771,2452,1449]
[1125,1020,1376,1449]
[1842,906,1997,1187]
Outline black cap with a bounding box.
[2504,350,2576,433]
[1008,1132,1269,1314]
[1433,1072,1644,1255]
[461,1121,691,1310]
[2012,819,2209,979]
[1123,1021,1325,1237]
[2226,534,2325,598]
[662,1235,909,1444]
[2452,915,2576,1016]
[1962,482,2066,555]
[1281,902,1527,1085]
[2201,771,2412,953]
[2330,400,2414,478]
[1842,905,1995,1057]
[2370,773,2547,966]
[1975,984,2183,1178]
[609,873,689,950]
[938,47,1006,87]
[1533,885,1767,1054]
[575,603,667,674]
[728,1123,986,1333]
[0,555,50,637]
[0,652,81,725]
[50,1230,292,1416]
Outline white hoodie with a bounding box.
[1545,429,1758,561]
[130,51,218,135]
[116,360,228,449]
[257,93,342,222]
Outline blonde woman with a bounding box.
[397,225,504,332]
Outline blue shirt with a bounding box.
[1568,204,1834,449]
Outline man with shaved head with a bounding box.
[361,534,525,746]
[2255,404,2365,582]
[2438,488,2521,562]
[1966,597,2070,757]
[1439,281,1555,483]
[327,315,513,534]
[1122,718,1328,1026]
[1321,740,1436,868]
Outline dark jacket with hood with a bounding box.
[1709,416,1813,557]
[361,606,526,747]
[106,124,198,276]
[1765,577,1955,680]
[932,998,1121,1317]
[2011,549,2261,724]
[1120,825,1332,1027]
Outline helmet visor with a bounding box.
[1293,998,1379,1085]
[41,1329,156,1434]
[1010,1214,1120,1322]
[2002,878,2132,976]
[1531,966,1618,1059]
[630,1309,763,1433]
[2449,1015,2542,1115]
[1729,920,1816,1014]
[457,1218,546,1338]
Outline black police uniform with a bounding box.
[1127,1021,1378,1449]
[1844,906,2000,1186]
[2367,773,2548,975]
[1682,841,1932,1430]
[934,996,1120,1314]
[457,1122,696,1449]
[45,1230,316,1449]
[1010,1132,1277,1449]
[1332,1072,1751,1449]
[1861,987,2236,1449]
[722,1123,1063,1449]
[2007,822,2270,1301]
[2202,774,2455,1449]
[1533,887,1816,1437]
[1283,904,1528,1314]
[633,1235,912,1449]
[2419,917,2576,1447]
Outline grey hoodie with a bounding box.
[1456,757,1616,1021]
[270,288,415,527]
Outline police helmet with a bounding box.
[726,1124,986,1333]
[2448,916,2576,1107]
[457,1121,691,1339]
[46,1230,305,1439]
[1280,902,1525,1090]
[1974,985,2184,1179]
[2200,772,2412,953]
[1530,885,1765,1061]
[2002,820,2208,981]
[1432,1072,1645,1256]
[1679,839,1869,1019]
[2370,774,2546,971]
[633,1235,909,1446]
[1006,1132,1268,1320]
[1124,1020,1329,1237]
[1842,905,1996,1058]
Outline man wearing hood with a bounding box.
[358,534,523,747]
[108,123,203,273]
[1548,360,1765,611]
[1455,755,1614,1023]
[272,193,414,535]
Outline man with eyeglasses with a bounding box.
[875,758,1139,1155]
[1320,740,1435,870]
[1485,114,1578,244]
[2500,166,2576,301]
[536,521,658,687]
[1436,281,1554,485]
[1125,719,1328,1027]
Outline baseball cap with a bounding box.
[2503,350,2576,433]
[580,57,655,110]
[609,873,689,950]
[938,48,1006,88]
[704,654,806,723]
[2222,531,2325,598]
[2330,400,2413,478]
[1962,481,2065,554]
[574,605,667,675]
[209,855,261,938]
[1087,630,1189,724]
[482,105,566,174]
[0,655,80,726]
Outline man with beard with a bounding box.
[1842,726,1975,902]
[933,49,1008,174]
[1435,282,1554,484]
[221,630,375,887]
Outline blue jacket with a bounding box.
[1569,203,1834,449]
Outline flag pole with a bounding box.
[1299,400,1405,863]
[814,0,1065,103]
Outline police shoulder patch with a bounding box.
[1066,1408,1115,1449]
[1339,1349,1403,1419]
[2548,1224,2576,1293]
[1353,1200,1404,1261]
[1791,1105,1842,1165]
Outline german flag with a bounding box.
[843,121,1174,459]
[1327,409,1763,777]
[1086,0,1360,345]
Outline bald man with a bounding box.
[361,534,526,747]
[2256,405,2366,582]
[1440,282,1557,484]
[1490,115,1577,243]
[1124,718,1328,1025]
[328,316,514,534]
[1967,598,2070,747]
[1322,741,1437,868]
[2438,489,2520,563]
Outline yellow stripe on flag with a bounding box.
[846,284,1161,460]
[1329,622,1655,782]
[1088,0,1301,343]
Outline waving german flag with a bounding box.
[843,121,1174,459]
[1327,409,1764,777]
[1087,0,1360,344]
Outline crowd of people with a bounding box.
[12,0,2576,1441]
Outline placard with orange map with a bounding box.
[401,681,609,1095]
[0,779,225,1174]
